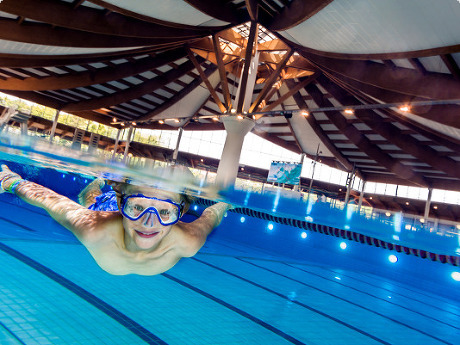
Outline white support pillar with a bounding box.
[111,128,122,161]
[424,188,433,220]
[49,110,60,142]
[122,125,134,163]
[216,116,254,188]
[357,180,366,212]
[172,127,184,164]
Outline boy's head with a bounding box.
[106,165,195,251]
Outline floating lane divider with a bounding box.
[195,197,459,267]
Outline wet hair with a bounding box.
[107,164,197,215]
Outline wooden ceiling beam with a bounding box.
[441,54,460,80]
[336,77,460,153]
[0,19,183,48]
[306,82,429,187]
[408,58,427,75]
[212,34,232,109]
[0,48,187,91]
[72,0,86,9]
[0,0,208,38]
[288,36,460,60]
[249,49,293,112]
[245,0,259,21]
[303,52,460,100]
[324,69,460,130]
[262,72,319,112]
[319,75,460,181]
[187,48,226,113]
[236,20,258,113]
[0,47,158,68]
[286,78,353,171]
[62,57,201,112]
[268,0,334,31]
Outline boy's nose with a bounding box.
[142,212,157,227]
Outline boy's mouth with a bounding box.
[135,230,160,238]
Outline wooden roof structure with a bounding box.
[0,0,459,191]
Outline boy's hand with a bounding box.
[0,164,23,193]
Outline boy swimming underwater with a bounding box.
[0,164,231,275]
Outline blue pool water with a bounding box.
[0,145,459,343]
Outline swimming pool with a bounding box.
[0,149,459,344]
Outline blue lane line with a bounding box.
[192,257,391,345]
[287,261,460,316]
[279,262,460,330]
[0,216,36,232]
[0,320,27,345]
[238,258,454,344]
[0,242,167,345]
[162,273,305,345]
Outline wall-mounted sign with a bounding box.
[267,161,302,184]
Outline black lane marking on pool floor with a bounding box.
[0,242,167,345]
[295,262,460,316]
[237,257,455,345]
[162,273,305,345]
[0,216,36,232]
[192,257,390,345]
[280,261,460,329]
[0,320,27,345]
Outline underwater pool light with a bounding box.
[267,223,274,231]
[301,231,307,239]
[339,242,347,250]
[451,272,460,281]
[240,216,246,223]
[193,205,198,211]
[388,254,398,263]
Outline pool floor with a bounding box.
[0,234,459,345]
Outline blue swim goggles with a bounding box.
[120,193,184,226]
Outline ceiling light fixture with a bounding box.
[158,120,164,124]
[237,114,244,120]
[344,109,354,115]
[399,105,410,112]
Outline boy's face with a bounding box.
[119,185,183,251]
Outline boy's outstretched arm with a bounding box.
[180,202,232,256]
[0,165,114,241]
